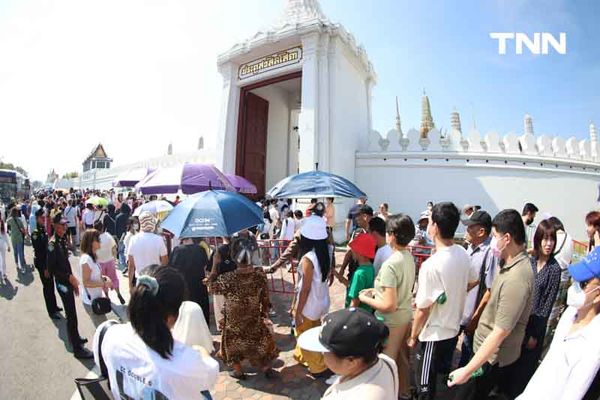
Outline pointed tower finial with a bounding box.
[420,91,435,139]
[590,121,598,143]
[395,96,403,136]
[167,142,173,155]
[277,0,328,26]
[524,113,534,135]
[450,109,462,133]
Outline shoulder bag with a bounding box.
[74,320,119,399]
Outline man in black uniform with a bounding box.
[47,212,93,359]
[31,209,61,319]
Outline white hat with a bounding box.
[418,210,430,222]
[300,215,328,240]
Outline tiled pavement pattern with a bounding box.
[208,251,347,400]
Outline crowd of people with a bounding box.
[1,188,600,400]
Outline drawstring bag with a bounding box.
[74,320,118,399]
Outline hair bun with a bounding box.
[136,275,159,296]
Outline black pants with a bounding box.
[56,283,83,351]
[34,260,59,315]
[415,335,459,400]
[452,361,516,400]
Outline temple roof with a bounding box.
[217,0,375,81]
[84,143,111,162]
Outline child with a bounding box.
[337,232,376,313]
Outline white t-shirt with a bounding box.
[79,253,104,306]
[554,231,574,270]
[63,206,78,227]
[269,206,279,224]
[97,232,116,263]
[280,217,296,240]
[323,354,399,400]
[128,232,168,273]
[123,231,135,257]
[415,244,476,342]
[93,321,219,400]
[297,250,331,321]
[373,244,393,275]
[83,209,95,226]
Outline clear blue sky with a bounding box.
[322,0,600,138]
[1,0,599,180]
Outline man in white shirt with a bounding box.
[369,217,393,275]
[408,202,478,400]
[127,211,168,291]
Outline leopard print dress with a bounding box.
[210,268,279,367]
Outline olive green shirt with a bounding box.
[374,249,415,327]
[473,251,534,367]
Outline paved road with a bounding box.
[1,246,457,400]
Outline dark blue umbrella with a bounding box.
[266,170,367,199]
[160,190,263,238]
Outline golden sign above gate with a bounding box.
[238,46,302,80]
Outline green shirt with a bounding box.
[374,249,415,327]
[346,264,375,313]
[6,217,24,244]
[474,251,534,367]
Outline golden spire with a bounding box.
[420,90,435,138]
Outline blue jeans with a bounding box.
[117,240,126,270]
[11,240,26,269]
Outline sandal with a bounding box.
[263,368,277,379]
[228,370,246,380]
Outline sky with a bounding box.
[1,0,599,181]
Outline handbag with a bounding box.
[86,288,112,315]
[74,320,118,399]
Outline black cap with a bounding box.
[357,204,374,217]
[463,210,492,231]
[297,308,389,357]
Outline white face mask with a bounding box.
[490,235,506,259]
[567,281,600,309]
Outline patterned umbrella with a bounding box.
[135,163,235,195]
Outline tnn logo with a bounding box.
[490,33,566,55]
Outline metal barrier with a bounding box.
[257,239,297,294]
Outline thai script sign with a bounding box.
[238,46,302,79]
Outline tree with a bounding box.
[0,162,28,177]
[61,172,79,179]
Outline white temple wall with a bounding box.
[250,85,292,192]
[355,154,597,241]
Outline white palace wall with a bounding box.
[357,127,599,241]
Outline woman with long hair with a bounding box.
[208,233,279,379]
[511,219,562,396]
[93,266,219,399]
[292,215,332,377]
[585,211,600,253]
[79,229,114,326]
[0,216,10,283]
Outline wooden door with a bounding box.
[237,92,269,196]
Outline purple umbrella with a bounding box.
[225,174,257,194]
[135,163,235,195]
